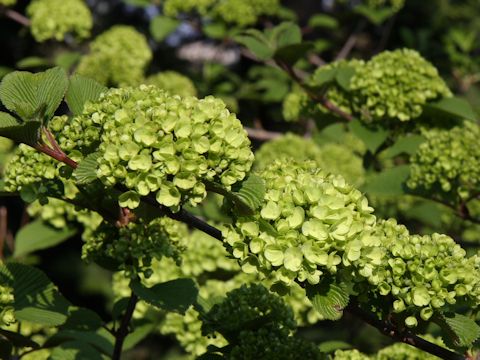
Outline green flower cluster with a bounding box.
[349,49,451,123]
[201,284,323,360]
[408,121,480,200]
[332,335,444,359]
[59,85,253,212]
[76,26,152,86]
[304,51,451,124]
[144,71,197,97]
[228,327,324,360]
[3,144,59,194]
[83,217,187,277]
[354,218,480,328]
[0,284,15,326]
[201,283,296,337]
[225,158,480,327]
[163,0,279,27]
[28,197,102,229]
[333,349,370,360]
[27,0,92,42]
[254,134,365,187]
[223,159,377,287]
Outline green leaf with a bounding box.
[16,57,51,69]
[354,5,397,25]
[308,14,339,29]
[0,328,40,349]
[0,71,41,119]
[0,263,70,326]
[131,278,198,314]
[318,340,352,353]
[60,307,104,331]
[306,279,350,320]
[203,22,227,39]
[335,65,356,91]
[54,52,82,70]
[48,340,104,360]
[35,67,69,120]
[66,76,107,116]
[0,67,68,121]
[46,329,114,356]
[268,22,302,48]
[274,42,314,66]
[348,119,389,153]
[379,135,425,159]
[423,96,477,121]
[14,219,76,257]
[435,313,480,349]
[73,152,100,184]
[0,111,42,145]
[234,30,273,60]
[230,174,266,215]
[149,15,180,42]
[362,165,410,196]
[123,320,155,351]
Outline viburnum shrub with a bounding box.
[0,1,480,360]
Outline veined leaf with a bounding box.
[306,279,350,320]
[379,135,425,158]
[14,219,76,257]
[234,29,273,60]
[362,165,411,196]
[0,329,39,349]
[150,15,180,42]
[73,152,100,184]
[0,263,70,326]
[131,278,198,314]
[308,14,339,29]
[348,119,389,153]
[0,67,68,122]
[48,340,104,360]
[66,76,106,116]
[423,96,477,121]
[435,312,480,349]
[230,174,266,215]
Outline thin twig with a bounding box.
[112,292,138,360]
[0,6,30,27]
[0,207,7,260]
[335,19,367,60]
[34,143,78,169]
[347,303,466,360]
[245,127,282,141]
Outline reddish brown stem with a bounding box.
[0,207,7,260]
[1,6,30,27]
[34,144,78,169]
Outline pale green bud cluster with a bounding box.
[333,349,370,360]
[76,26,152,86]
[0,284,15,326]
[163,0,279,27]
[228,327,324,360]
[408,121,480,200]
[254,134,365,187]
[201,284,296,336]
[375,335,446,360]
[282,87,309,122]
[349,49,451,123]
[27,197,102,229]
[354,218,480,328]
[60,85,253,212]
[306,51,451,124]
[3,144,59,193]
[144,71,197,97]
[332,335,444,359]
[27,0,92,42]
[223,159,376,287]
[82,217,187,276]
[201,284,323,360]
